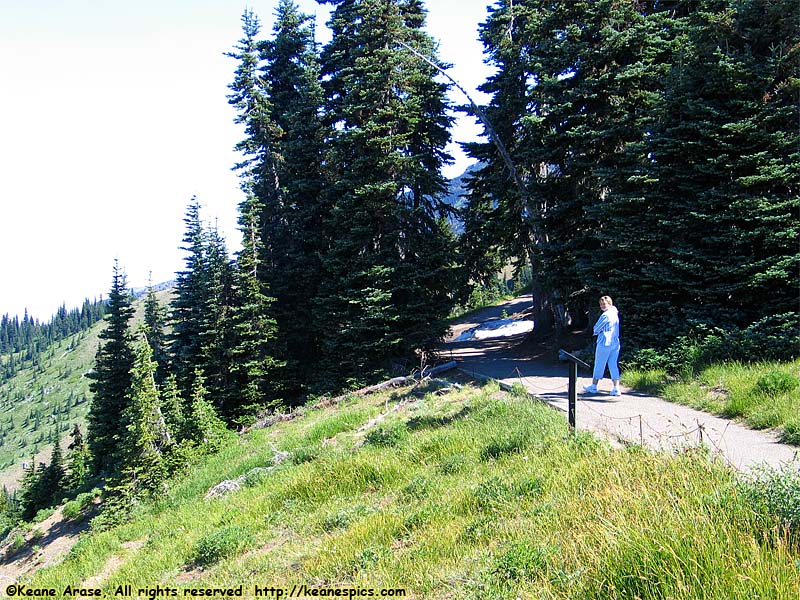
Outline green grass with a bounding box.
[624,358,800,443]
[20,380,800,599]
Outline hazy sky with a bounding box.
[0,0,494,321]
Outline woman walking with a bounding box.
[583,296,621,396]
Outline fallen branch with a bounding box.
[418,360,458,379]
[204,446,289,500]
[357,398,413,433]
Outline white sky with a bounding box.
[0,0,493,321]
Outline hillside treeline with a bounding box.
[8,0,798,521]
[0,299,106,380]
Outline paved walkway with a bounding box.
[444,295,798,473]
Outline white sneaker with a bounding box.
[582,384,598,394]
[609,388,621,396]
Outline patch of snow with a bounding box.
[455,319,534,342]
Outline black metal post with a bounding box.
[559,349,588,434]
[568,361,577,431]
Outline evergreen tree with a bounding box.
[631,0,799,334]
[169,200,208,397]
[39,436,65,506]
[185,369,230,453]
[260,0,327,395]
[65,424,90,492]
[465,0,677,331]
[116,337,172,498]
[465,0,798,351]
[143,275,168,383]
[159,375,187,442]
[585,0,799,344]
[317,0,458,382]
[17,458,39,521]
[226,9,282,209]
[230,198,282,413]
[169,201,240,417]
[196,225,238,417]
[87,260,135,475]
[227,2,326,400]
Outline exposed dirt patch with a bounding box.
[175,567,205,583]
[0,507,92,582]
[81,538,146,588]
[708,385,730,401]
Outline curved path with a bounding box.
[443,295,798,472]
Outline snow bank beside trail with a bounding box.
[455,319,534,342]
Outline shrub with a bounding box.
[438,454,469,475]
[364,422,407,447]
[781,420,800,445]
[625,313,800,374]
[32,507,55,524]
[192,526,252,566]
[625,348,669,371]
[755,371,799,397]
[738,313,800,361]
[480,432,529,461]
[62,490,98,521]
[62,501,82,521]
[738,467,800,536]
[10,533,25,553]
[491,541,550,582]
[401,475,431,501]
[472,477,512,512]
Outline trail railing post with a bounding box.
[568,361,577,431]
[559,349,591,435]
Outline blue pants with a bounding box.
[593,343,620,381]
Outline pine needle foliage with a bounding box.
[87,260,135,475]
[464,0,799,352]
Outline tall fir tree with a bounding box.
[18,458,41,521]
[87,260,135,475]
[169,201,242,418]
[260,0,327,395]
[227,2,326,400]
[40,436,65,506]
[317,0,458,382]
[230,197,282,412]
[465,0,679,331]
[465,0,798,351]
[169,200,208,397]
[631,0,799,335]
[196,225,238,418]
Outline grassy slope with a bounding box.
[0,291,172,489]
[623,358,800,444]
[0,328,100,486]
[25,379,799,599]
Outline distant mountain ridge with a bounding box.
[441,162,481,233]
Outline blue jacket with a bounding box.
[593,306,620,348]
